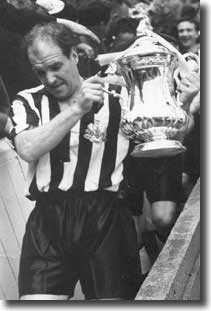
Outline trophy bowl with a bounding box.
[115,35,189,158]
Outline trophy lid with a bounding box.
[119,35,170,59]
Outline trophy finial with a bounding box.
[129,2,153,35]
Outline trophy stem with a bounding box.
[131,140,186,158]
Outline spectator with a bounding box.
[104,0,131,49]
[176,16,200,200]
[176,17,200,55]
[37,0,110,39]
[106,17,137,52]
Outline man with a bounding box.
[10,22,141,300]
[106,17,137,52]
[177,71,200,114]
[176,18,200,55]
[176,17,200,200]
[177,69,200,199]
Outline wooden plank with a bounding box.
[182,254,200,300]
[0,164,26,247]
[0,196,20,256]
[0,195,21,293]
[0,250,19,278]
[0,240,18,300]
[0,140,34,222]
[6,156,34,222]
[0,139,16,165]
[0,285,6,300]
[0,139,33,300]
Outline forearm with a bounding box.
[57,18,100,43]
[15,105,84,162]
[13,75,104,161]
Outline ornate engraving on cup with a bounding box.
[116,35,189,157]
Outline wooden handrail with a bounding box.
[135,179,200,300]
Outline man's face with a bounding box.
[177,21,199,51]
[111,32,136,52]
[28,39,81,100]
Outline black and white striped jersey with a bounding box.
[10,83,130,200]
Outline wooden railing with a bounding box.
[0,139,34,300]
[135,179,200,300]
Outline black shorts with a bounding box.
[121,154,183,216]
[142,154,183,203]
[19,190,141,299]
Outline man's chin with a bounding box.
[54,94,70,101]
[181,41,192,48]
[49,89,69,101]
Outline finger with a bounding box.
[85,76,105,85]
[83,83,104,92]
[187,73,200,86]
[180,78,191,88]
[177,84,189,93]
[85,89,104,100]
[84,94,104,104]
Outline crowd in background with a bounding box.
[0,0,200,91]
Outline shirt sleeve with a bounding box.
[9,93,40,139]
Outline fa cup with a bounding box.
[113,34,190,157]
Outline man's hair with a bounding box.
[24,22,79,58]
[176,18,200,32]
[114,18,138,37]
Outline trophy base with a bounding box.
[131,140,186,158]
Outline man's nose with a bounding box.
[46,72,56,85]
[182,30,189,37]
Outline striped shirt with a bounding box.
[10,83,130,200]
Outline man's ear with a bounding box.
[70,48,79,64]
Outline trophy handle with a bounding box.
[174,52,200,105]
[102,88,127,107]
[182,52,200,70]
[174,52,200,83]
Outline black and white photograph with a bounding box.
[0,0,203,304]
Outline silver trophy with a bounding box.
[99,32,191,158]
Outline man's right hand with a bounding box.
[73,76,105,114]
